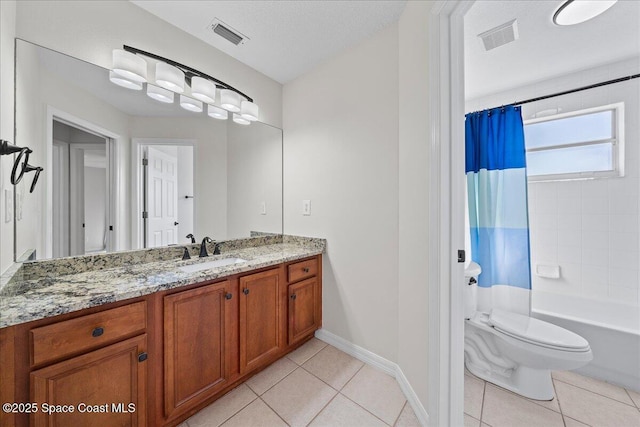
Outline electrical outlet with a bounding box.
[260,201,266,215]
[302,200,311,216]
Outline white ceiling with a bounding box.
[130,0,407,84]
[464,0,640,100]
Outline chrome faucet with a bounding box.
[199,237,213,257]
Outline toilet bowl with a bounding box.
[464,263,593,400]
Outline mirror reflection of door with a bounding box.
[52,120,111,257]
[144,145,194,248]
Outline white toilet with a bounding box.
[464,262,593,400]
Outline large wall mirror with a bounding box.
[14,39,283,262]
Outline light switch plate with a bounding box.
[260,201,266,215]
[302,200,311,216]
[4,188,13,223]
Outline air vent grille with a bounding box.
[213,23,243,45]
[478,19,519,51]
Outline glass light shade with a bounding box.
[191,77,216,103]
[112,49,147,83]
[553,0,617,26]
[220,89,241,112]
[156,62,185,93]
[207,105,228,120]
[240,101,259,121]
[147,84,174,103]
[109,70,143,90]
[232,113,250,125]
[179,95,203,113]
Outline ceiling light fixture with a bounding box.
[553,0,617,26]
[109,70,143,90]
[208,105,228,120]
[232,113,250,125]
[147,84,174,103]
[109,45,257,124]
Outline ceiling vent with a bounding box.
[209,19,249,46]
[478,19,519,51]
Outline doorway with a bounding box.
[132,139,196,249]
[51,119,114,257]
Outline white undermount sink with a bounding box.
[179,257,247,273]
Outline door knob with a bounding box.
[174,221,179,226]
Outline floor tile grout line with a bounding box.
[563,415,594,427]
[392,401,408,427]
[212,390,259,427]
[479,378,487,424]
[338,390,397,426]
[552,378,567,427]
[624,388,640,409]
[247,362,299,397]
[303,389,341,427]
[553,377,638,408]
[257,395,291,427]
[336,362,366,392]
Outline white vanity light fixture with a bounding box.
[232,113,250,125]
[147,84,174,103]
[179,95,203,113]
[111,46,257,124]
[553,0,617,26]
[156,62,185,93]
[207,105,228,120]
[220,89,242,112]
[191,77,216,104]
[111,49,147,83]
[240,100,259,121]
[109,71,143,90]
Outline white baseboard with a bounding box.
[315,329,429,426]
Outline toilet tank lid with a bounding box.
[488,309,590,351]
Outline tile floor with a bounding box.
[464,368,640,427]
[181,338,421,427]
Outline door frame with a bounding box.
[427,1,473,426]
[131,138,197,249]
[45,106,122,258]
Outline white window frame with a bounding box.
[524,102,625,182]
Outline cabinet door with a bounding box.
[164,281,231,418]
[239,269,281,373]
[30,335,147,427]
[288,277,319,345]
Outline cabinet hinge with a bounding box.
[142,211,148,219]
[142,158,148,166]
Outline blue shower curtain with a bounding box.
[465,105,531,312]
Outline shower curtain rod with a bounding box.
[469,73,640,114]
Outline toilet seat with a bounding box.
[488,309,590,352]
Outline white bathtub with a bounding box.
[532,290,640,391]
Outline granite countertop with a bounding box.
[0,239,324,328]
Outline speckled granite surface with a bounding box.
[0,236,325,328]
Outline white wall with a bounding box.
[397,0,433,408]
[466,57,640,308]
[84,165,107,252]
[14,0,282,128]
[227,121,283,237]
[284,23,400,362]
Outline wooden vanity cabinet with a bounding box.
[287,257,322,345]
[0,255,322,427]
[163,280,233,420]
[239,268,284,374]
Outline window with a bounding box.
[524,103,624,181]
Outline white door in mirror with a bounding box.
[146,146,178,247]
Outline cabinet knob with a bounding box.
[225,293,233,300]
[138,352,148,362]
[290,293,297,300]
[92,327,104,337]
[243,288,250,295]
[303,267,310,273]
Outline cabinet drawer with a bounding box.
[288,258,318,283]
[31,301,147,366]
